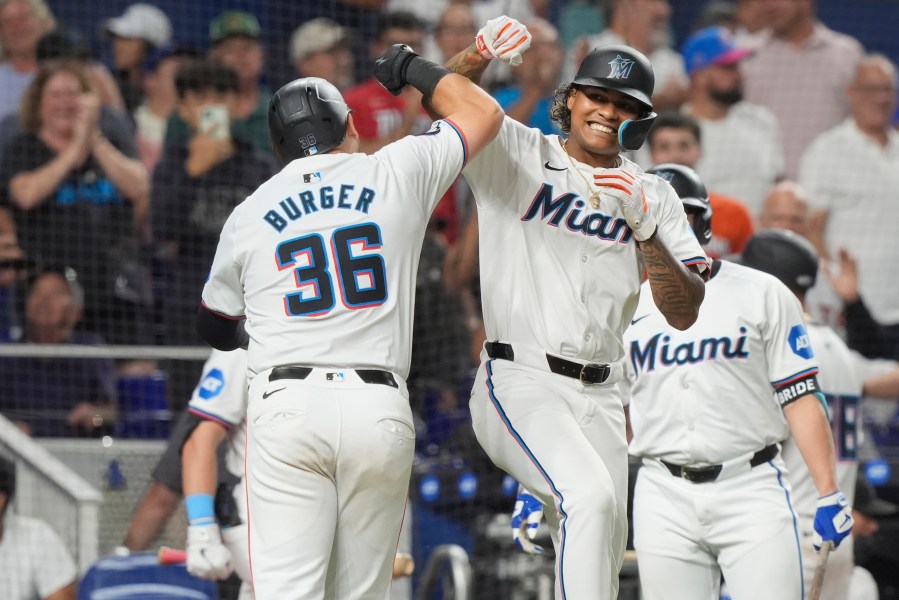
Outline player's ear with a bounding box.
[343,112,361,152]
[566,87,577,111]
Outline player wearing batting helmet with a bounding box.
[623,190,853,600]
[198,41,504,597]
[742,228,864,600]
[647,163,712,245]
[447,15,709,600]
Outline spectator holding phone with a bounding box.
[150,59,274,403]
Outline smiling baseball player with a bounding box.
[196,47,503,598]
[448,17,709,599]
[623,169,853,600]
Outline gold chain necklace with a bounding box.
[562,139,601,209]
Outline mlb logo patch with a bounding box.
[326,372,345,382]
[304,172,322,184]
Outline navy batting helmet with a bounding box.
[647,163,712,246]
[268,77,350,166]
[572,45,657,150]
[740,229,819,293]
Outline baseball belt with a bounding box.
[660,444,779,484]
[269,365,399,388]
[485,341,613,385]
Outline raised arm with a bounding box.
[374,44,503,158]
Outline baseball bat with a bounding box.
[158,546,187,565]
[808,540,834,600]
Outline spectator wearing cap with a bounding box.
[163,10,272,159]
[103,3,173,114]
[681,25,785,216]
[0,456,78,600]
[0,0,55,120]
[0,266,118,437]
[290,17,355,91]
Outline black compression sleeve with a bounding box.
[405,56,452,104]
[196,305,249,351]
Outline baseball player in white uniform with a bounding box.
[449,19,709,599]
[197,48,504,598]
[622,173,854,600]
[182,349,253,598]
[740,229,864,600]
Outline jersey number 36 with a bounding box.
[276,223,388,316]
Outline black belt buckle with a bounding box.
[579,363,611,385]
[662,460,722,484]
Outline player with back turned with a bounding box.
[621,166,853,600]
[196,46,503,598]
[448,17,709,599]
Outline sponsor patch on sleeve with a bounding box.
[198,368,225,400]
[788,324,814,359]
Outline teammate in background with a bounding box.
[197,46,504,598]
[622,175,852,600]
[180,349,252,598]
[740,229,862,600]
[450,19,708,598]
[645,111,754,258]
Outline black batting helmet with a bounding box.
[647,163,712,246]
[740,229,819,293]
[572,45,657,150]
[268,77,350,166]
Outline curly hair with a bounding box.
[549,82,575,135]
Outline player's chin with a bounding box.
[579,127,619,152]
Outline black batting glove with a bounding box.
[374,44,419,96]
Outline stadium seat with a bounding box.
[115,372,171,439]
[78,552,217,600]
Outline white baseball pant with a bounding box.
[221,478,253,599]
[246,368,414,600]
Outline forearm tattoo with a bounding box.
[640,237,705,327]
[446,44,490,85]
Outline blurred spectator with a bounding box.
[0,207,27,339]
[646,112,754,258]
[492,17,563,135]
[102,3,173,114]
[733,0,771,46]
[385,0,533,30]
[290,18,355,91]
[164,11,273,158]
[133,45,200,172]
[0,60,151,345]
[681,25,784,215]
[852,475,899,600]
[0,0,54,120]
[565,0,688,112]
[344,11,430,154]
[0,266,117,437]
[741,0,864,179]
[429,4,477,63]
[151,59,274,401]
[0,456,77,600]
[36,27,126,114]
[798,54,899,359]
[557,0,604,49]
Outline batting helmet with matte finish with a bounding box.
[740,229,819,293]
[268,77,350,166]
[572,45,657,150]
[647,163,712,246]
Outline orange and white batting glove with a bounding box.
[476,16,531,66]
[594,168,657,241]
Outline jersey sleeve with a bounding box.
[462,116,531,209]
[652,178,710,273]
[762,276,820,406]
[374,118,468,216]
[187,349,249,427]
[201,207,246,318]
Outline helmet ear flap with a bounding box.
[618,111,657,151]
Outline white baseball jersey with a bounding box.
[187,349,249,480]
[625,260,819,464]
[202,120,466,380]
[463,117,709,364]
